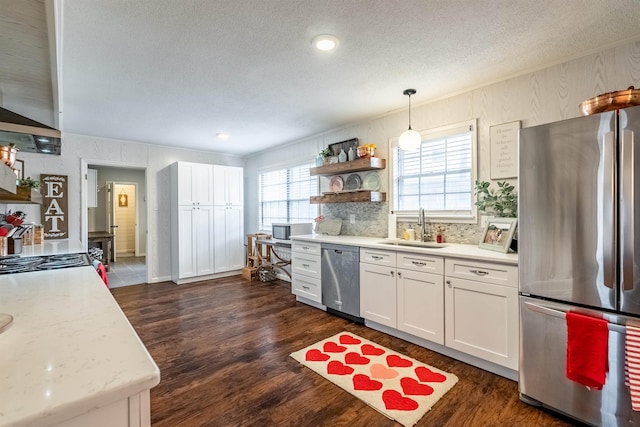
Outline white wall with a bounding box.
[12,136,243,282]
[244,39,640,237]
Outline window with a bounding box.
[259,162,319,230]
[391,120,477,222]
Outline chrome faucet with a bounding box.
[416,208,430,242]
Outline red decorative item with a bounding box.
[566,311,609,389]
[339,334,361,345]
[400,377,434,396]
[323,342,347,353]
[327,360,354,375]
[415,366,447,383]
[305,349,330,362]
[344,352,370,365]
[387,354,413,368]
[352,374,383,391]
[361,344,385,356]
[382,390,419,411]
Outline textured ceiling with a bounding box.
[4,1,640,156]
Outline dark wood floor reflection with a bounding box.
[111,277,575,427]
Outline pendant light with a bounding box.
[398,88,421,151]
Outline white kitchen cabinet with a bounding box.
[213,165,243,206]
[360,261,397,327]
[177,161,214,206]
[175,205,214,279]
[54,390,150,427]
[444,258,519,370]
[213,204,244,272]
[87,168,98,208]
[360,249,444,338]
[291,241,321,303]
[397,269,444,344]
[212,165,244,273]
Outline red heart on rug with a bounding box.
[339,334,362,345]
[345,352,370,365]
[352,374,383,391]
[327,360,354,375]
[370,363,399,379]
[415,366,447,383]
[305,349,330,362]
[361,344,385,356]
[400,377,434,396]
[382,389,419,411]
[387,354,413,368]
[323,341,347,353]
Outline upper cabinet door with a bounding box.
[213,165,244,206]
[178,162,213,205]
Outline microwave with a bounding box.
[271,223,313,241]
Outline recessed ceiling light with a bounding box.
[216,133,229,140]
[312,34,339,51]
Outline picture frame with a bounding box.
[490,120,520,179]
[328,138,358,157]
[479,217,517,253]
[13,160,24,180]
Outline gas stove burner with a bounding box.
[37,259,86,270]
[0,264,32,274]
[48,254,82,262]
[1,256,44,265]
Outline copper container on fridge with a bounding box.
[579,86,640,116]
[0,144,17,167]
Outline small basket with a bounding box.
[258,266,277,282]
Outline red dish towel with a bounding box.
[96,262,109,288]
[566,311,608,390]
[625,323,640,410]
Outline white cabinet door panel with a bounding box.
[360,262,396,327]
[397,270,444,344]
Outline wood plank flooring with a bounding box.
[111,277,579,427]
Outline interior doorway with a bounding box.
[85,163,148,288]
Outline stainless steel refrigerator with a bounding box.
[519,105,640,426]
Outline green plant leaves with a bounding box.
[474,180,517,217]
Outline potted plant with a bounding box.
[319,148,333,164]
[474,180,517,218]
[475,180,518,251]
[18,176,41,189]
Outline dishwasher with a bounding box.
[321,243,363,324]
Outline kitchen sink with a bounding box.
[378,240,448,249]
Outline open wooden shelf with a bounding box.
[310,191,386,204]
[0,186,43,204]
[310,157,386,176]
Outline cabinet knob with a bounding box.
[372,255,383,260]
[470,269,489,276]
[412,261,426,266]
[397,271,402,278]
[446,280,452,286]
[390,270,394,277]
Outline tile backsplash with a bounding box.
[320,202,485,244]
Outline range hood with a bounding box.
[0,107,61,155]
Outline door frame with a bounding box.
[81,159,149,283]
[107,181,140,259]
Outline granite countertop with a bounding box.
[291,234,518,265]
[0,266,160,426]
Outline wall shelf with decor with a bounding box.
[310,157,386,176]
[310,191,386,204]
[0,186,43,204]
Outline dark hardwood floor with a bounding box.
[111,277,577,427]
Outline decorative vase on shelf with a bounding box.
[338,149,347,163]
[315,156,323,167]
[347,147,355,161]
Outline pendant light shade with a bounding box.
[398,88,421,151]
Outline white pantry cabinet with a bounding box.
[360,249,445,344]
[212,165,244,273]
[177,161,214,205]
[444,258,519,370]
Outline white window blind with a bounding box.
[259,163,318,230]
[392,121,476,220]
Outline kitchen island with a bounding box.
[0,266,160,426]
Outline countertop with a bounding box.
[0,266,160,426]
[17,239,84,257]
[291,234,518,265]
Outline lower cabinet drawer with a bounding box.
[291,253,321,278]
[445,258,518,287]
[360,248,396,267]
[292,274,321,303]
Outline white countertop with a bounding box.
[17,239,84,257]
[0,267,160,427]
[291,234,518,265]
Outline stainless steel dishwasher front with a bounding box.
[321,243,363,323]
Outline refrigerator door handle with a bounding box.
[603,131,616,289]
[621,128,635,291]
[523,301,626,334]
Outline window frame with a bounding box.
[257,159,320,232]
[388,119,478,224]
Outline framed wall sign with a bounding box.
[490,121,520,179]
[40,174,68,239]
